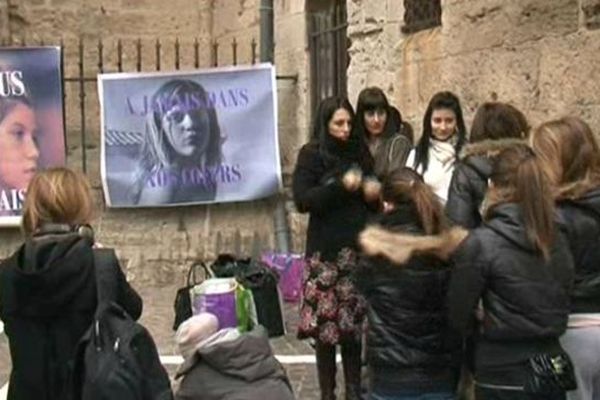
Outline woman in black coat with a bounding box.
[355,167,460,399]
[447,144,574,400]
[0,167,142,400]
[530,117,600,400]
[293,96,374,400]
[361,144,574,400]
[446,102,529,229]
[354,87,412,180]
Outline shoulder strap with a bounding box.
[92,248,119,306]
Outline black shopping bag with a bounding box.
[236,261,286,338]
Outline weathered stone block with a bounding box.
[581,0,600,29]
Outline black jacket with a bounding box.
[556,187,600,313]
[0,233,142,400]
[175,326,294,400]
[448,203,573,380]
[446,139,524,229]
[292,142,372,261]
[355,206,460,389]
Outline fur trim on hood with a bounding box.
[359,225,468,265]
[460,138,526,160]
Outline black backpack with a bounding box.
[67,249,173,400]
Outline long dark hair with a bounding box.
[382,167,447,235]
[470,102,529,143]
[354,87,396,140]
[413,91,467,172]
[488,144,554,260]
[312,96,373,170]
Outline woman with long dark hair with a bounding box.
[293,96,374,400]
[354,87,412,179]
[407,91,467,204]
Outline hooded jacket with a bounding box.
[448,203,573,383]
[556,187,600,313]
[175,326,295,400]
[355,205,460,391]
[0,233,142,400]
[446,139,524,228]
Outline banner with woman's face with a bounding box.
[98,64,281,207]
[0,47,66,227]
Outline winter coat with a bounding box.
[175,326,295,400]
[556,187,600,313]
[448,203,573,384]
[446,139,524,228]
[0,232,142,400]
[355,205,460,391]
[292,141,372,261]
[370,133,412,179]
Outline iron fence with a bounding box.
[1,36,296,173]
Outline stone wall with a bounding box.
[347,0,600,137]
[0,0,311,284]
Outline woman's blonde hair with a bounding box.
[530,116,600,199]
[22,167,94,235]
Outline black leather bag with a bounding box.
[236,261,285,338]
[523,352,577,398]
[172,261,210,331]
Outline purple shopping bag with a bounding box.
[261,253,304,303]
[191,278,238,329]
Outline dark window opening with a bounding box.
[307,0,348,116]
[402,0,442,34]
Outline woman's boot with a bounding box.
[316,341,337,400]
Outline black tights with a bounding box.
[316,340,362,400]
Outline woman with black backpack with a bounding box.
[0,167,144,400]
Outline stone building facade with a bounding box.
[347,0,600,133]
[1,0,599,286]
[0,0,311,286]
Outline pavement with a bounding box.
[0,284,353,400]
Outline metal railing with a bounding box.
[1,36,297,173]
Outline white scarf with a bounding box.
[406,139,456,204]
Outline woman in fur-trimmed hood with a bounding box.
[355,167,461,399]
[362,144,574,400]
[446,102,529,228]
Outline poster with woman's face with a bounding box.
[0,47,66,226]
[99,64,281,208]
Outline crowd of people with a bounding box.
[0,86,599,400]
[293,88,600,400]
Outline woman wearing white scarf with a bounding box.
[406,91,467,204]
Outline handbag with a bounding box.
[172,261,211,331]
[523,352,577,398]
[236,260,286,338]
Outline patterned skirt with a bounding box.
[297,248,367,345]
